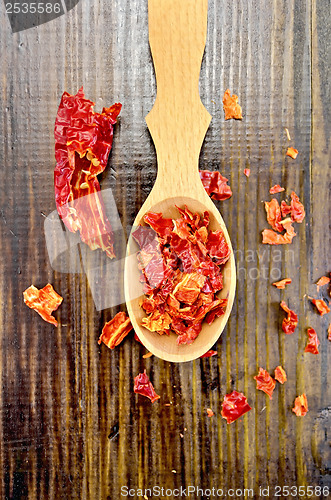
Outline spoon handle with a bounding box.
[146,0,211,198]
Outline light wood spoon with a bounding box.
[124,0,236,362]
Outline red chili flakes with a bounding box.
[23,284,63,326]
[286,147,298,159]
[200,349,218,358]
[280,301,298,334]
[199,170,232,201]
[98,311,132,349]
[244,168,250,177]
[292,394,308,417]
[206,408,214,417]
[133,206,230,345]
[304,327,320,355]
[272,278,292,289]
[134,370,160,403]
[221,391,252,424]
[222,89,243,120]
[54,87,121,258]
[328,324,331,341]
[254,368,276,399]
[262,218,296,245]
[289,191,305,223]
[316,275,330,292]
[269,185,285,194]
[274,366,287,384]
[309,297,330,316]
[264,199,283,232]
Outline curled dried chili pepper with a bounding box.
[98,311,132,349]
[222,89,242,120]
[272,278,292,289]
[304,327,320,355]
[274,366,287,384]
[221,391,252,424]
[54,87,121,258]
[286,147,298,159]
[309,297,330,316]
[262,218,296,245]
[292,394,308,416]
[269,185,285,194]
[199,170,232,201]
[254,368,276,399]
[280,300,298,334]
[23,284,63,326]
[134,370,160,403]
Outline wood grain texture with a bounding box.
[0,0,330,498]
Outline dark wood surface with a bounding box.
[0,0,330,498]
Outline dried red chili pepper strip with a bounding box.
[222,89,242,120]
[286,147,298,159]
[274,366,287,384]
[292,394,308,416]
[254,368,276,399]
[304,327,320,355]
[134,370,160,403]
[23,284,63,326]
[221,391,252,424]
[199,170,232,201]
[244,168,250,177]
[200,349,218,358]
[272,278,292,289]
[280,301,298,334]
[265,198,283,232]
[269,185,285,194]
[54,87,121,258]
[98,311,132,349]
[309,297,330,316]
[290,191,305,223]
[328,324,331,341]
[262,218,296,245]
[280,200,291,218]
[316,276,330,292]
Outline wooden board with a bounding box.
[0,0,330,498]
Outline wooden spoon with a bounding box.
[124,0,236,362]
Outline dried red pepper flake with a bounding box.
[206,408,214,417]
[23,284,63,326]
[135,206,230,345]
[272,278,292,289]
[54,87,121,258]
[328,324,331,342]
[292,394,308,417]
[274,366,287,384]
[304,327,320,355]
[222,89,243,120]
[98,311,132,349]
[221,391,252,424]
[200,349,218,358]
[286,147,298,159]
[309,297,330,316]
[254,368,276,400]
[244,168,250,177]
[316,276,330,292]
[269,185,285,194]
[289,191,305,223]
[199,170,232,201]
[262,218,296,245]
[280,301,298,334]
[265,198,284,232]
[134,370,160,403]
[280,200,292,218]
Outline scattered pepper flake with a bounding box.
[272,278,292,289]
[286,147,298,159]
[254,368,276,399]
[292,394,308,417]
[262,218,296,245]
[280,301,298,334]
[199,170,232,200]
[289,191,305,223]
[98,311,132,349]
[206,408,214,417]
[328,324,331,341]
[23,284,63,326]
[222,89,242,120]
[304,327,320,355]
[269,185,285,194]
[221,391,252,424]
[134,370,160,403]
[200,350,218,358]
[285,128,291,141]
[244,168,250,177]
[265,198,283,232]
[316,276,330,292]
[143,352,153,359]
[309,297,330,316]
[274,366,287,384]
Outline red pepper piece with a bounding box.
[254,368,276,399]
[304,327,320,355]
[206,408,214,417]
[309,297,330,316]
[244,168,250,177]
[199,170,232,201]
[328,324,331,342]
[23,284,63,326]
[316,276,330,291]
[274,366,287,384]
[221,391,252,424]
[290,191,305,223]
[134,370,160,403]
[269,185,285,194]
[286,147,298,159]
[265,198,283,232]
[292,394,308,416]
[222,89,243,120]
[98,311,132,349]
[280,301,298,334]
[262,218,296,245]
[272,278,292,289]
[200,349,218,358]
